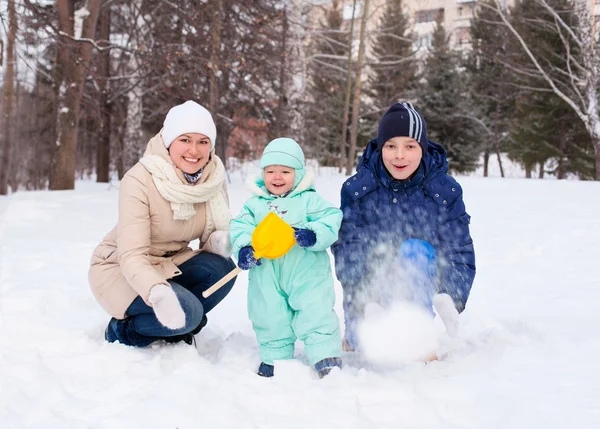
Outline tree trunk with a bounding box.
[285,0,306,139]
[0,0,17,195]
[345,0,369,176]
[50,0,102,190]
[339,0,357,173]
[594,135,600,181]
[123,67,143,172]
[587,93,600,180]
[557,119,566,180]
[210,0,224,161]
[96,3,111,183]
[483,150,489,177]
[274,7,289,138]
[493,101,504,178]
[538,161,545,179]
[120,0,147,173]
[494,147,504,178]
[116,103,126,180]
[525,164,532,178]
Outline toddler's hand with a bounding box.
[293,228,317,248]
[238,246,262,270]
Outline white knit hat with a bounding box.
[161,101,217,150]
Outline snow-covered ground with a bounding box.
[1,168,599,429]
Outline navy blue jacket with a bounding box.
[332,139,475,312]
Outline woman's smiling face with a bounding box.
[168,133,212,174]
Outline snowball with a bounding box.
[358,301,438,366]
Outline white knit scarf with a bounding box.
[139,155,232,241]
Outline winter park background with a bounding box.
[2,0,600,427]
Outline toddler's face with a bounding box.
[381,136,423,180]
[263,165,295,195]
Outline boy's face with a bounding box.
[381,136,423,180]
[263,165,296,195]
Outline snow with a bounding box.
[359,302,438,365]
[1,168,600,428]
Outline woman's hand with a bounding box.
[205,230,233,258]
[238,246,262,270]
[148,284,186,329]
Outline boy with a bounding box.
[332,102,476,350]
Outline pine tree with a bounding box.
[505,0,594,179]
[304,0,349,166]
[465,0,515,177]
[367,0,416,119]
[418,20,481,173]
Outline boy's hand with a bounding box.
[342,338,355,352]
[238,246,262,270]
[293,228,317,248]
[433,293,460,338]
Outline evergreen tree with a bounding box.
[367,0,416,118]
[465,0,515,177]
[304,0,349,166]
[418,19,481,173]
[506,0,594,179]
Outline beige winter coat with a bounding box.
[89,134,230,319]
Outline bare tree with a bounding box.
[96,1,111,183]
[210,0,223,160]
[50,0,102,190]
[121,0,149,175]
[486,0,600,179]
[346,0,369,175]
[339,0,357,172]
[1,0,17,195]
[284,0,307,137]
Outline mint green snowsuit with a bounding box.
[230,173,343,365]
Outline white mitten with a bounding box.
[204,230,233,258]
[433,293,460,338]
[148,283,186,329]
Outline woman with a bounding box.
[89,100,236,347]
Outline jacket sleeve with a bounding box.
[229,201,257,259]
[302,192,343,252]
[435,181,476,313]
[331,186,371,289]
[117,173,168,303]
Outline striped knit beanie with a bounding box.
[376,102,428,154]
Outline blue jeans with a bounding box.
[344,239,438,350]
[106,252,236,346]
